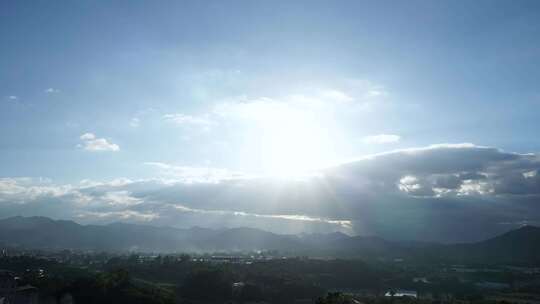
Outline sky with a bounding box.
[1,0,540,242]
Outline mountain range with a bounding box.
[1,216,539,265]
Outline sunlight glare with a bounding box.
[257,108,333,178]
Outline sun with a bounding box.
[258,114,333,178]
[228,97,338,178]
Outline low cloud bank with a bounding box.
[1,144,539,242]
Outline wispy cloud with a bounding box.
[163,113,215,127]
[78,133,120,152]
[319,89,355,103]
[129,117,140,128]
[170,204,353,229]
[362,134,401,144]
[144,162,247,183]
[44,88,60,94]
[129,108,156,128]
[77,210,159,221]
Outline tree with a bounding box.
[316,292,356,304]
[180,269,233,301]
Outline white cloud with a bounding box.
[163,113,214,127]
[319,89,355,103]
[362,134,401,144]
[144,162,248,183]
[365,89,387,98]
[523,170,537,178]
[129,108,156,128]
[213,88,368,118]
[79,178,133,188]
[80,133,95,140]
[8,95,18,100]
[343,78,388,98]
[78,133,120,152]
[45,88,60,93]
[210,84,387,128]
[3,144,540,241]
[397,175,434,197]
[129,117,140,128]
[101,191,142,206]
[170,204,352,230]
[456,179,493,196]
[0,177,72,202]
[213,96,292,121]
[77,210,159,221]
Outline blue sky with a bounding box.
[1,1,540,240]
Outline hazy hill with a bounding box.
[1,216,539,265]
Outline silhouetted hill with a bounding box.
[1,216,539,264]
[441,225,540,264]
[0,216,213,252]
[199,227,301,251]
[298,231,350,244]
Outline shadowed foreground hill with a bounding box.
[1,216,539,265]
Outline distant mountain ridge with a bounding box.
[1,216,539,265]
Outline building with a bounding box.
[384,289,418,298]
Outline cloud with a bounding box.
[208,85,387,141]
[129,117,140,128]
[333,143,539,201]
[212,86,379,119]
[7,95,18,100]
[213,96,293,121]
[343,78,388,100]
[319,89,355,103]
[397,175,434,197]
[365,89,387,98]
[44,88,60,93]
[77,210,159,221]
[144,162,248,183]
[0,177,352,234]
[169,204,352,229]
[0,178,72,202]
[78,133,120,152]
[128,108,156,128]
[163,113,215,127]
[163,81,389,161]
[2,144,540,241]
[99,190,142,206]
[362,134,401,144]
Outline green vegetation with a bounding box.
[2,253,540,303]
